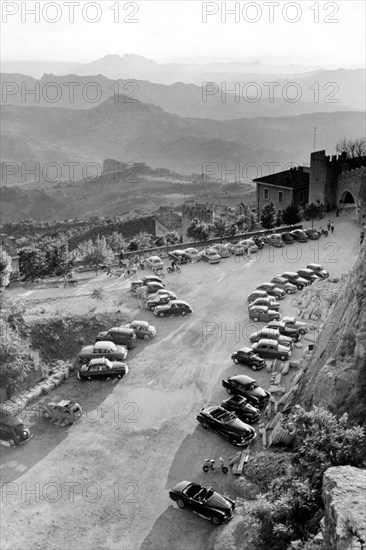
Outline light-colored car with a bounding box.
[282,316,308,334]
[227,242,245,255]
[149,289,177,300]
[251,339,291,361]
[248,306,281,322]
[238,239,258,253]
[79,341,128,363]
[249,328,293,348]
[123,320,156,339]
[306,263,329,279]
[213,244,230,258]
[145,256,164,270]
[200,248,222,264]
[184,248,201,262]
[248,297,280,311]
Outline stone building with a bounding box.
[181,198,215,240]
[153,211,182,239]
[253,167,310,220]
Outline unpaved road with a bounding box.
[0,216,362,550]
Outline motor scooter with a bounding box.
[202,457,228,474]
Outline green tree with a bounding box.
[304,203,324,227]
[275,210,283,227]
[83,236,114,267]
[18,246,46,281]
[186,219,210,242]
[261,202,275,229]
[106,231,126,252]
[165,231,180,245]
[128,232,152,251]
[0,250,13,289]
[282,202,301,225]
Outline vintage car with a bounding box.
[221,395,260,423]
[196,406,256,446]
[265,320,302,341]
[227,242,245,256]
[266,233,285,247]
[253,236,265,249]
[251,339,292,361]
[281,232,294,244]
[130,276,165,292]
[238,239,258,253]
[270,275,297,294]
[281,271,310,290]
[200,248,222,264]
[305,228,320,240]
[79,341,128,363]
[256,282,286,300]
[96,326,137,349]
[145,256,164,270]
[154,300,192,317]
[168,250,191,264]
[123,320,156,339]
[0,408,32,446]
[290,229,308,242]
[248,297,281,311]
[297,268,321,284]
[169,481,236,525]
[231,347,266,371]
[281,316,308,335]
[78,357,129,380]
[42,400,82,424]
[247,290,269,303]
[212,244,230,258]
[249,328,293,348]
[222,375,270,408]
[249,305,281,323]
[184,248,201,262]
[306,263,329,279]
[146,293,175,310]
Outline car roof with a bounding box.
[282,271,298,276]
[88,357,113,366]
[307,263,322,268]
[131,320,149,327]
[250,305,268,311]
[238,347,253,353]
[170,300,189,305]
[94,341,117,350]
[272,276,286,282]
[258,282,275,288]
[109,326,134,334]
[282,316,295,322]
[149,256,162,261]
[249,290,267,296]
[298,268,313,273]
[229,375,255,384]
[256,339,279,346]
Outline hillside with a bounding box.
[1,95,364,180]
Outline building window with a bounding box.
[299,191,304,202]
[264,188,269,200]
[279,191,284,204]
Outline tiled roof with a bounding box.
[254,168,309,188]
[154,211,182,230]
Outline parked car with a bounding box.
[0,408,32,446]
[169,481,236,525]
[249,328,293,348]
[290,229,308,242]
[221,395,260,423]
[266,233,285,247]
[281,271,310,290]
[145,256,164,270]
[297,268,321,284]
[154,300,192,317]
[249,305,281,322]
[123,320,156,339]
[150,289,177,300]
[168,250,191,264]
[256,282,286,300]
[78,357,129,380]
[270,275,297,294]
[222,375,270,408]
[305,228,320,240]
[42,400,82,424]
[130,276,164,292]
[281,316,308,335]
[239,239,258,253]
[231,347,266,371]
[247,290,269,303]
[96,326,137,349]
[281,232,294,244]
[227,242,245,255]
[143,282,166,295]
[253,236,265,249]
[200,248,221,264]
[306,263,329,279]
[146,293,175,310]
[79,341,128,363]
[248,297,280,311]
[251,339,292,361]
[266,320,302,341]
[196,406,256,446]
[184,248,201,262]
[213,244,230,258]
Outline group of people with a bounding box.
[327,220,335,233]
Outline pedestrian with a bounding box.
[360,232,365,245]
[330,221,334,233]
[327,220,331,232]
[106,264,112,276]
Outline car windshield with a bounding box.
[248,382,258,390]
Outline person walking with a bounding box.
[360,231,365,245]
[327,220,331,232]
[330,221,335,233]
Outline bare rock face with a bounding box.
[322,466,366,550]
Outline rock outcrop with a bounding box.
[322,466,366,550]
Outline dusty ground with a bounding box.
[0,214,362,550]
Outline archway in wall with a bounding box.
[338,190,358,219]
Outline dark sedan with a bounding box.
[221,395,260,423]
[306,263,329,279]
[231,347,266,371]
[290,229,308,242]
[197,406,256,446]
[154,300,192,317]
[256,282,286,300]
[305,228,320,240]
[77,357,129,380]
[281,271,310,290]
[169,481,236,525]
[266,320,302,341]
[297,268,321,284]
[168,250,191,264]
[222,375,270,408]
[281,232,294,244]
[146,294,175,310]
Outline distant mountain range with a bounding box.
[1,71,364,118]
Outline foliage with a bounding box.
[337,330,356,358]
[304,203,324,224]
[18,237,72,281]
[275,210,283,227]
[212,217,236,238]
[0,249,13,289]
[81,236,114,266]
[106,231,126,252]
[186,219,210,242]
[282,202,301,225]
[261,202,275,229]
[127,231,153,251]
[336,138,366,159]
[165,231,180,245]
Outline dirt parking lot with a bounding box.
[0,216,362,550]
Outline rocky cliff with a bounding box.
[322,466,366,550]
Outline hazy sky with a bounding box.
[1,0,365,67]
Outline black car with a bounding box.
[253,237,265,249]
[222,375,270,408]
[221,395,260,423]
[306,263,329,279]
[154,300,192,317]
[281,232,294,244]
[197,406,256,446]
[305,228,320,240]
[266,320,301,341]
[0,408,32,446]
[290,229,308,242]
[168,250,191,264]
[297,268,321,284]
[256,282,286,300]
[77,357,129,380]
[281,271,310,290]
[169,481,236,525]
[231,347,266,371]
[146,294,175,310]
